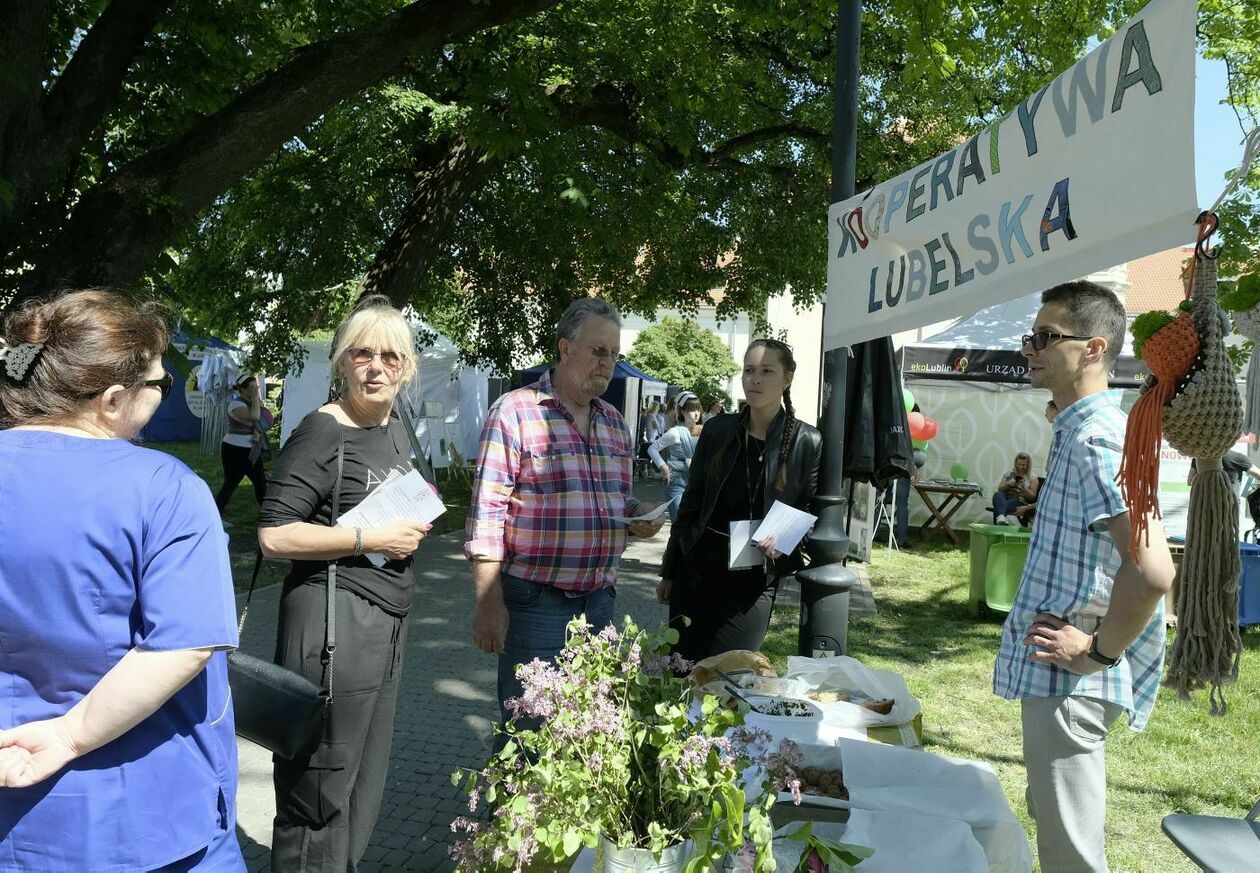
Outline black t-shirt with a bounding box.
[259,410,415,614]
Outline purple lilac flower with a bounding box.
[643,653,670,676]
[673,733,718,778]
[622,640,642,671]
[668,653,695,674]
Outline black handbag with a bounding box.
[228,439,344,759]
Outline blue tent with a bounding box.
[142,330,239,442]
[517,359,666,414]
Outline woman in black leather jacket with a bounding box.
[657,338,822,660]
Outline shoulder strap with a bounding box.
[395,399,438,483]
[322,437,344,700]
[236,550,266,635]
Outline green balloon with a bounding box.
[902,388,915,413]
[912,438,929,450]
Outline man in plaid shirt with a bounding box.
[994,281,1174,873]
[465,299,664,736]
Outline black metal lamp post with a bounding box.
[796,0,862,657]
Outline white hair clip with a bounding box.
[0,338,45,382]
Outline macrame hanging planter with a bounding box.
[1119,213,1245,714]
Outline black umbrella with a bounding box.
[842,336,914,487]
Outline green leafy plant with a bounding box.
[1218,272,1260,311]
[626,317,739,411]
[450,618,783,871]
[778,822,874,873]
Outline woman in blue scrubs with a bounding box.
[0,290,243,871]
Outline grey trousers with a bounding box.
[1021,695,1124,873]
[271,583,408,873]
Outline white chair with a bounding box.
[1162,798,1260,871]
[872,485,898,550]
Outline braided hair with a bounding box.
[747,338,798,491]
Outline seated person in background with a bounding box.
[1005,401,1058,527]
[993,451,1038,526]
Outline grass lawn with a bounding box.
[150,440,471,592]
[763,535,1260,873]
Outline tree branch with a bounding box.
[41,0,169,175]
[703,123,828,165]
[556,84,826,172]
[140,0,561,211]
[360,135,502,308]
[18,0,562,300]
[0,1,54,202]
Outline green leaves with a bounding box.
[781,822,874,873]
[447,615,778,869]
[627,316,740,408]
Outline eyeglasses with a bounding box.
[588,345,625,362]
[80,370,174,400]
[143,372,174,399]
[1020,330,1094,351]
[345,347,404,369]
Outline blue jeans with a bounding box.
[993,491,1028,522]
[496,574,616,743]
[666,474,688,522]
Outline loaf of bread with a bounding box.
[689,649,776,686]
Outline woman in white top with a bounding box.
[648,391,704,521]
[214,372,269,514]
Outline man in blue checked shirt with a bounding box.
[993,281,1175,873]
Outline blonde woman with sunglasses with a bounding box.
[258,295,430,872]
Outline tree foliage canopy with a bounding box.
[4,1,1257,374]
[626,317,739,409]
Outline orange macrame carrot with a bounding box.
[1117,311,1199,559]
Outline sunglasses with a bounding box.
[143,372,174,399]
[1020,330,1094,352]
[345,347,404,369]
[81,370,174,400]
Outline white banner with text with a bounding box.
[824,0,1197,351]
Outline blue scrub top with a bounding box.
[0,430,240,872]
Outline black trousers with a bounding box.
[215,442,266,511]
[271,583,407,873]
[669,563,778,662]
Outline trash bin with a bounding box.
[1240,542,1260,627]
[967,523,1032,615]
[795,562,858,657]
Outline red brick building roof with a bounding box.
[1124,247,1193,314]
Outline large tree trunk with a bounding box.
[8,0,560,308]
[359,136,501,309]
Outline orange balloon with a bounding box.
[922,418,940,440]
[907,411,925,431]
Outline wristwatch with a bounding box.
[1087,632,1123,668]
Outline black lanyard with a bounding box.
[745,429,765,519]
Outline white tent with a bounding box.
[280,318,489,467]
